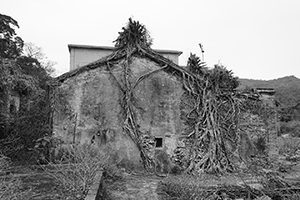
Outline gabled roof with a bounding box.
[53,45,195,84]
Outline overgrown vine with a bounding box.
[106,18,241,173]
[182,54,240,174]
[110,19,155,169]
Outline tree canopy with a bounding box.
[0,14,24,59]
[23,42,56,76]
[0,14,54,162]
[114,18,153,49]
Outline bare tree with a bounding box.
[23,42,56,76]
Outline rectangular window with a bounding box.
[155,137,163,148]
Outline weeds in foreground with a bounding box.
[43,144,109,200]
[158,173,300,200]
[0,153,32,200]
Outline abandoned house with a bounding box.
[50,21,279,172]
[50,42,189,169]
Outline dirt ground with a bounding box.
[1,165,60,200]
[103,163,300,200]
[3,163,300,200]
[105,172,166,200]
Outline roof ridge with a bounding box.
[53,45,190,84]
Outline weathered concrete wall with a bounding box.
[53,64,140,167]
[53,56,185,169]
[237,112,268,162]
[130,57,184,157]
[237,94,279,164]
[263,95,280,164]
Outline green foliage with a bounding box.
[114,18,152,49]
[0,14,24,59]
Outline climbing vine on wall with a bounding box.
[181,54,240,174]
[107,18,242,174]
[108,19,156,169]
[108,19,196,170]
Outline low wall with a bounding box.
[85,170,105,200]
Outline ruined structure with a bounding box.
[237,88,279,165]
[50,20,279,172]
[50,28,192,169]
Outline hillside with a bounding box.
[238,75,300,107]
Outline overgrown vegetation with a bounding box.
[240,76,300,138]
[44,144,109,199]
[109,18,241,174]
[239,75,300,107]
[158,173,300,200]
[181,54,240,174]
[2,14,300,199]
[114,18,152,49]
[0,13,54,163]
[280,103,300,137]
[0,14,24,59]
[0,154,32,200]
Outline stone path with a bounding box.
[105,173,165,200]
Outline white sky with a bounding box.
[2,0,300,80]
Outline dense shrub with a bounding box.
[44,144,109,199]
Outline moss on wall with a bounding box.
[53,55,189,170]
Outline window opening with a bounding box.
[155,137,163,148]
[9,103,15,113]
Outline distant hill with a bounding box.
[238,75,300,107]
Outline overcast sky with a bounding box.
[2,0,300,80]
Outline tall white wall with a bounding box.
[69,45,182,71]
